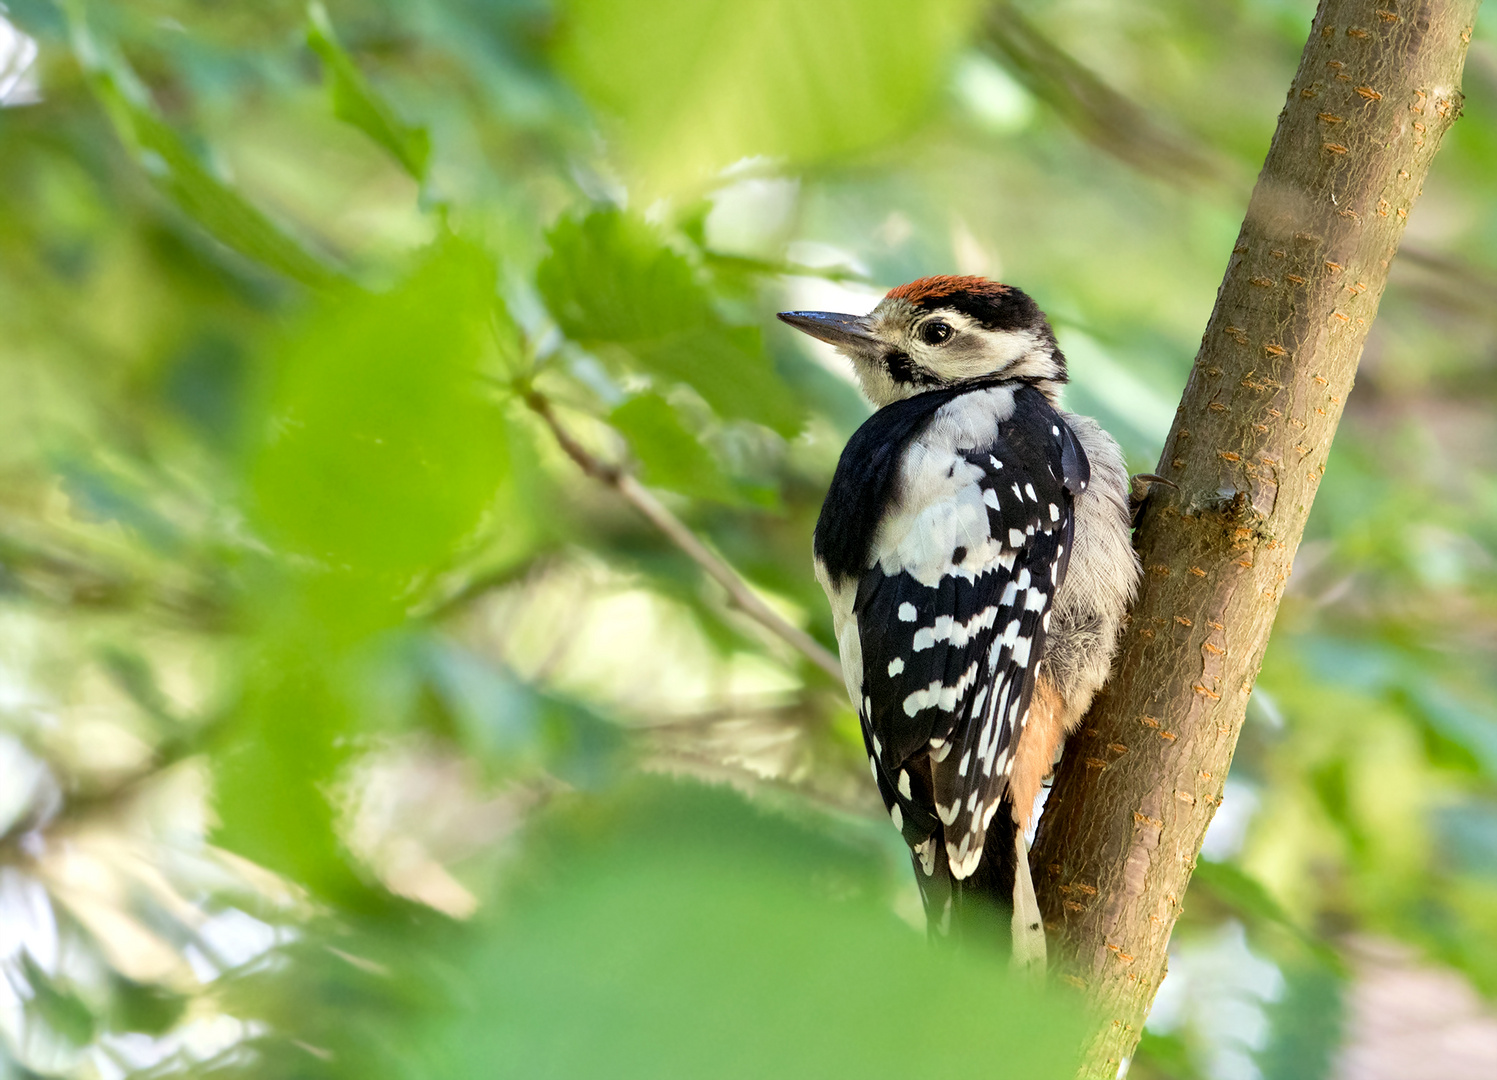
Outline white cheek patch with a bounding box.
[914,325,1044,384]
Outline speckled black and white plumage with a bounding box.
[782,277,1139,961]
[818,384,1085,873]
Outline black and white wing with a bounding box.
[816,385,1089,883]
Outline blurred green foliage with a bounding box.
[0,1,1494,1078]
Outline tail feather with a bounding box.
[1010,826,1048,972]
[918,804,1047,971]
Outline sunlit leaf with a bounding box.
[423,781,1086,1078]
[553,0,981,192]
[212,650,370,904]
[247,236,506,584]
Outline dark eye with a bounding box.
[919,320,953,346]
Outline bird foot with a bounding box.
[1129,473,1177,525]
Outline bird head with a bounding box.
[778,276,1066,408]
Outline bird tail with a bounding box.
[917,807,1047,971]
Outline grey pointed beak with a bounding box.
[777,310,879,352]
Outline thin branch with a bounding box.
[981,0,1494,311]
[981,0,1242,191]
[521,389,844,683]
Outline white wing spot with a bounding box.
[869,755,879,780]
[890,803,903,831]
[887,657,905,677]
[1025,587,1047,612]
[959,750,971,777]
[912,606,998,652]
[1052,425,1060,437]
[1011,483,1024,502]
[1024,483,1038,501]
[1008,528,1025,547]
[937,660,981,711]
[1049,503,1060,522]
[872,732,882,757]
[949,834,982,879]
[989,455,1004,470]
[898,769,912,799]
[937,801,959,826]
[983,799,1002,828]
[904,681,942,716]
[897,602,917,622]
[914,837,936,876]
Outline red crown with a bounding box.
[884,275,1011,306]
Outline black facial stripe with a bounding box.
[885,350,935,386]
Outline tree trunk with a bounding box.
[1028,2,1480,1076]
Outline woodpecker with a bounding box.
[779,277,1139,964]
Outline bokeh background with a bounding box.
[1,1,1495,1077]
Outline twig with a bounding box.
[981,0,1241,191]
[522,390,844,683]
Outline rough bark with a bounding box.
[1028,3,1479,1077]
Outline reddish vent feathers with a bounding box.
[885,275,1010,307]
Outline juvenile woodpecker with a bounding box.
[779,277,1139,962]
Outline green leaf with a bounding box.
[246,236,507,586]
[553,0,981,193]
[419,779,1087,1079]
[609,392,736,502]
[306,3,431,183]
[211,652,369,905]
[539,209,715,341]
[65,8,341,290]
[538,210,802,435]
